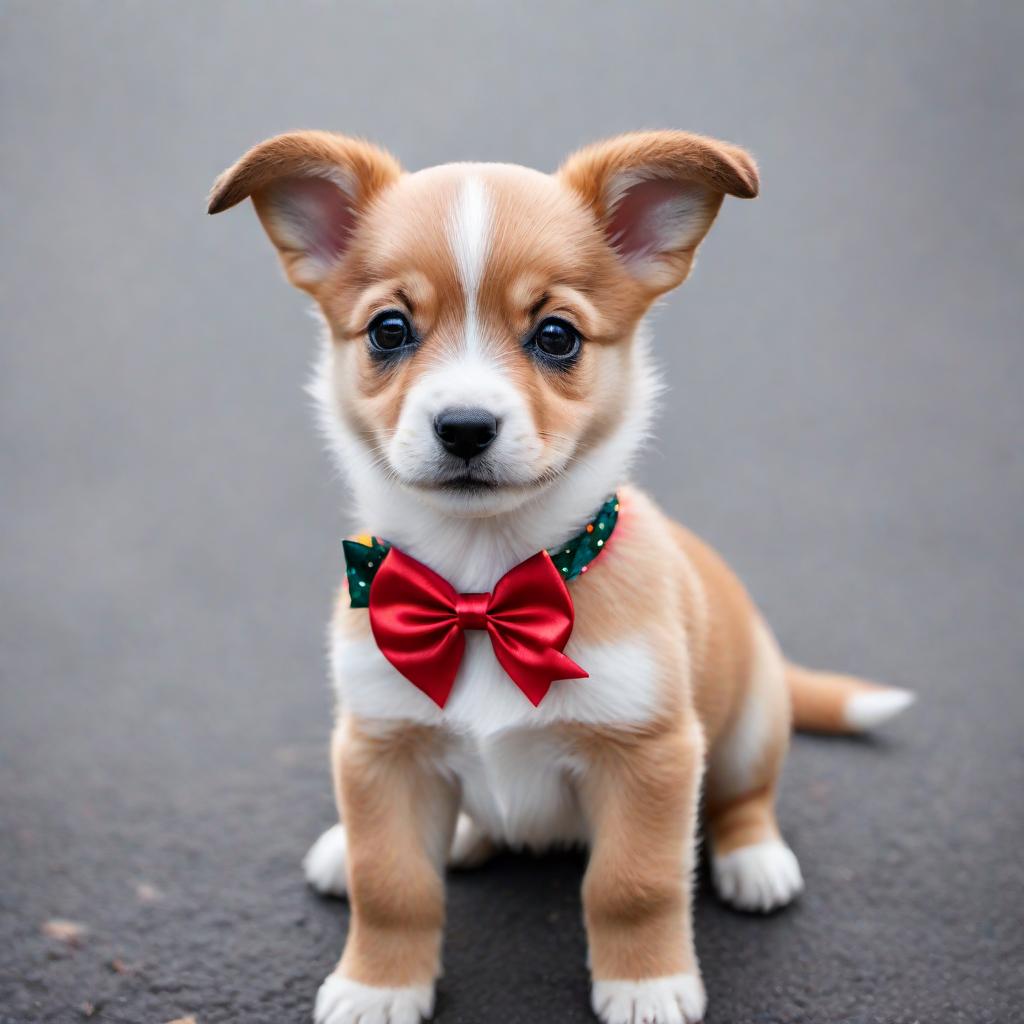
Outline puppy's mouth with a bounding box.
[433,474,498,492]
[416,466,561,497]
[389,448,572,501]
[422,469,502,493]
[410,459,555,495]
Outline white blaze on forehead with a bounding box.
[447,175,492,353]
[387,174,542,495]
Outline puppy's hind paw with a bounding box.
[447,813,497,870]
[592,973,706,1024]
[303,824,348,897]
[713,838,804,913]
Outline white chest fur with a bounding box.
[332,628,661,732]
[446,727,588,849]
[331,628,664,845]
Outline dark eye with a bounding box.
[368,312,414,353]
[531,318,581,361]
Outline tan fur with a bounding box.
[572,718,705,980]
[706,785,781,856]
[331,717,458,986]
[208,132,403,216]
[570,491,794,857]
[669,522,757,744]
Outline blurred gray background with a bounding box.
[2,3,1022,1022]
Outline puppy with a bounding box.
[210,130,914,1024]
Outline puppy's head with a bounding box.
[210,130,757,517]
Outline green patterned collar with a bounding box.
[343,493,620,608]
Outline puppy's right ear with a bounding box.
[208,131,402,293]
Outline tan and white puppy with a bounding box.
[210,130,914,1024]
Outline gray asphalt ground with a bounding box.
[2,3,1023,1022]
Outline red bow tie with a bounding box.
[367,547,588,708]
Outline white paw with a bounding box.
[314,975,434,1024]
[447,813,496,869]
[303,824,348,897]
[592,973,706,1024]
[712,838,804,913]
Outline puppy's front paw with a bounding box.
[314,975,434,1024]
[303,824,348,897]
[712,838,804,913]
[591,973,706,1024]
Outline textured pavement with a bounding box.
[2,3,1023,1022]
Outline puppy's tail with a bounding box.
[786,663,915,734]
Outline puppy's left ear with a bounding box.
[208,131,402,294]
[558,130,758,294]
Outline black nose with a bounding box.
[433,408,499,461]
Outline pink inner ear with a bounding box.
[607,177,693,262]
[264,175,356,265]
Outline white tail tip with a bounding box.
[844,687,916,731]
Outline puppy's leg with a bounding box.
[707,786,803,913]
[705,622,803,913]
[314,716,458,1024]
[578,720,708,1024]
